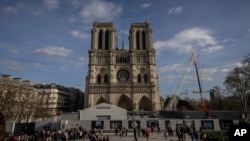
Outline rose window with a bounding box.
[117,70,130,82]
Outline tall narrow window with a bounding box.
[138,75,142,83]
[98,30,103,50]
[97,75,102,83]
[136,31,140,50]
[105,30,109,50]
[104,75,109,83]
[142,31,146,50]
[144,74,148,83]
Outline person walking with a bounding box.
[133,128,138,141]
[164,129,168,139]
[145,129,150,141]
[189,128,194,141]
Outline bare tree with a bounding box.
[14,82,38,123]
[0,77,18,120]
[208,86,224,110]
[224,54,250,122]
[0,112,7,141]
[33,92,50,121]
[0,76,39,122]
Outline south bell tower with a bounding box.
[84,21,161,114]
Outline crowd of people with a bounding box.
[5,126,159,141]
[4,125,220,141]
[5,127,109,141]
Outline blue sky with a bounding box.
[0,0,249,100]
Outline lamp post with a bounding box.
[132,121,138,141]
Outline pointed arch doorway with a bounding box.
[96,96,108,105]
[117,94,133,111]
[139,96,152,112]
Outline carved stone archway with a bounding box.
[117,94,133,111]
[139,96,152,111]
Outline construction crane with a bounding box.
[191,47,207,115]
[165,47,207,113]
[165,48,195,111]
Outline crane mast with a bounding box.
[191,47,207,114]
[165,49,194,111]
[165,47,207,114]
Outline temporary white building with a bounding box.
[79,103,127,120]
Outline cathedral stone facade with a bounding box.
[84,21,161,114]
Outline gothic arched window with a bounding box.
[98,30,103,50]
[136,31,140,50]
[142,31,146,50]
[105,30,109,50]
[104,75,109,83]
[138,74,142,83]
[97,75,102,84]
[144,74,148,83]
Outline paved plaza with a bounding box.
[78,133,194,141]
[106,135,190,141]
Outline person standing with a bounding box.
[202,133,206,141]
[189,128,194,141]
[176,127,182,141]
[125,128,128,136]
[219,132,225,141]
[137,127,141,137]
[157,126,160,134]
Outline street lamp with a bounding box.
[132,121,138,141]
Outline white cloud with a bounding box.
[4,61,24,72]
[168,6,182,15]
[44,0,60,10]
[32,62,43,67]
[80,0,122,23]
[33,46,72,57]
[222,62,242,72]
[159,74,175,84]
[158,63,186,72]
[10,49,18,54]
[201,68,218,76]
[69,16,77,23]
[118,30,129,36]
[70,30,89,39]
[32,9,43,16]
[2,6,19,14]
[71,57,88,68]
[141,3,152,8]
[246,28,250,38]
[222,37,234,43]
[201,45,224,54]
[213,62,240,74]
[201,77,213,82]
[154,27,218,54]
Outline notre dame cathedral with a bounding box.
[84,21,161,114]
